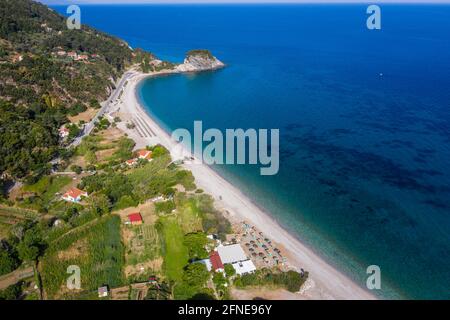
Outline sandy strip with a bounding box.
[111,70,376,300]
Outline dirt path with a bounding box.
[0,266,34,290]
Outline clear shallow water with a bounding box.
[54,4,450,299]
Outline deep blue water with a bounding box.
[53,4,450,299]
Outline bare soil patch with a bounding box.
[68,108,98,123]
[57,239,88,260]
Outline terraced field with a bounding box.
[0,206,38,239]
[128,224,161,264]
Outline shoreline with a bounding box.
[111,69,376,300]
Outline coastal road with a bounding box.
[49,70,135,168]
[70,71,135,147]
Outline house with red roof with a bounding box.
[62,187,88,203]
[209,251,224,272]
[137,149,152,160]
[67,51,77,59]
[125,158,138,167]
[127,212,143,225]
[59,127,70,138]
[76,54,89,61]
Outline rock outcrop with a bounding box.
[176,50,225,72]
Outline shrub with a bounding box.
[155,200,176,214]
[0,282,23,300]
[224,264,235,277]
[182,263,209,288]
[183,233,208,260]
[0,248,20,276]
[70,165,82,174]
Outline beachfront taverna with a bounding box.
[216,244,256,276]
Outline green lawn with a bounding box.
[160,217,189,282]
[23,176,72,204]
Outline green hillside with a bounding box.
[0,0,148,182]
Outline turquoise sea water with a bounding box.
[54,4,450,299]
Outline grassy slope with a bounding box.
[23,176,71,204]
[160,217,189,282]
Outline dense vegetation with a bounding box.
[0,0,153,182]
[0,242,20,276]
[40,215,124,298]
[186,49,214,60]
[0,282,23,300]
[234,269,309,293]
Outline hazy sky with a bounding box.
[38,0,450,5]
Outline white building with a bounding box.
[232,260,256,276]
[217,244,257,276]
[217,244,248,264]
[59,127,69,138]
[62,188,88,203]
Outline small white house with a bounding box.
[62,188,88,203]
[59,127,69,138]
[98,286,108,298]
[53,219,64,227]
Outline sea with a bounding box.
[53,4,450,299]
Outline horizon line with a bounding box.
[38,1,450,5]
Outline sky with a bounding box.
[38,0,450,5]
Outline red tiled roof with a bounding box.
[209,251,224,271]
[126,158,137,165]
[128,212,143,223]
[64,187,87,199]
[137,150,152,159]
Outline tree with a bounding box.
[183,233,209,260]
[63,206,79,222]
[16,228,45,262]
[90,99,101,109]
[67,124,81,140]
[0,282,22,300]
[87,193,111,216]
[182,263,210,288]
[154,200,176,214]
[70,165,82,175]
[212,272,227,289]
[0,248,20,276]
[224,264,235,277]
